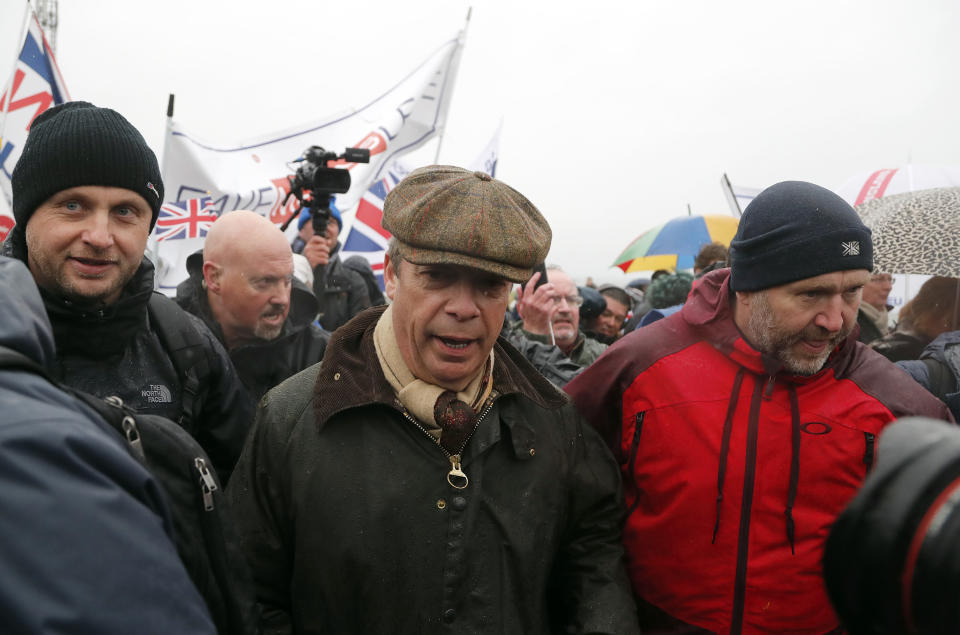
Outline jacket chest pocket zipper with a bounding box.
[625,412,645,516]
[863,432,876,474]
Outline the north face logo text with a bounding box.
[142,384,173,403]
[841,241,860,256]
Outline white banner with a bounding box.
[467,119,501,177]
[0,7,70,241]
[154,31,465,292]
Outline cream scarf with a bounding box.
[374,305,494,440]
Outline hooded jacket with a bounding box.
[566,268,952,635]
[176,250,330,402]
[228,306,639,635]
[0,256,215,634]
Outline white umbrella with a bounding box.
[837,164,960,207]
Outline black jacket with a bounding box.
[0,256,216,634]
[228,306,639,635]
[312,242,371,332]
[856,306,886,344]
[22,253,252,484]
[177,250,330,402]
[870,330,930,363]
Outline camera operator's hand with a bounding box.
[303,235,332,269]
[516,272,558,336]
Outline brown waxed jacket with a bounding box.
[228,305,639,635]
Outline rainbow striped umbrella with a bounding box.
[613,214,740,272]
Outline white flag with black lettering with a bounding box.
[154,31,465,293]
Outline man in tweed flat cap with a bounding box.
[229,166,639,634]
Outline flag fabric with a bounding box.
[155,197,218,242]
[0,191,11,234]
[155,31,466,293]
[720,173,761,217]
[0,7,70,241]
[466,120,501,177]
[339,162,410,291]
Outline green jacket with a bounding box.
[519,327,608,367]
[228,306,638,635]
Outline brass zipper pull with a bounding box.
[447,454,468,490]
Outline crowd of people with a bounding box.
[2,101,959,634]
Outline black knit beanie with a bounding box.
[11,101,163,237]
[728,181,873,292]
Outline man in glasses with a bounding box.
[857,271,894,344]
[516,265,608,367]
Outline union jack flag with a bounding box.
[340,165,407,290]
[154,197,218,242]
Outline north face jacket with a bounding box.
[0,256,216,634]
[566,268,952,635]
[27,255,253,484]
[228,306,640,635]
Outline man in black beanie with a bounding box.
[1,101,252,484]
[566,180,952,634]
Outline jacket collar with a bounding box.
[42,257,156,358]
[312,305,568,428]
[681,268,859,381]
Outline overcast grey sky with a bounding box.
[2,0,958,283]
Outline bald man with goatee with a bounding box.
[176,211,329,402]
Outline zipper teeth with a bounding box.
[400,397,495,458]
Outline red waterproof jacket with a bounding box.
[566,269,952,635]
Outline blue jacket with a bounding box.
[0,256,215,634]
[898,330,960,420]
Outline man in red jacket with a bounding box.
[566,180,952,635]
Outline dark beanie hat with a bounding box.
[12,101,164,233]
[728,181,873,292]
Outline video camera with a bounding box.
[280,145,371,236]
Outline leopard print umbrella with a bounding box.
[856,187,960,277]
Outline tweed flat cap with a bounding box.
[382,166,551,283]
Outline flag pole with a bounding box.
[721,172,744,217]
[158,93,175,195]
[432,6,472,164]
